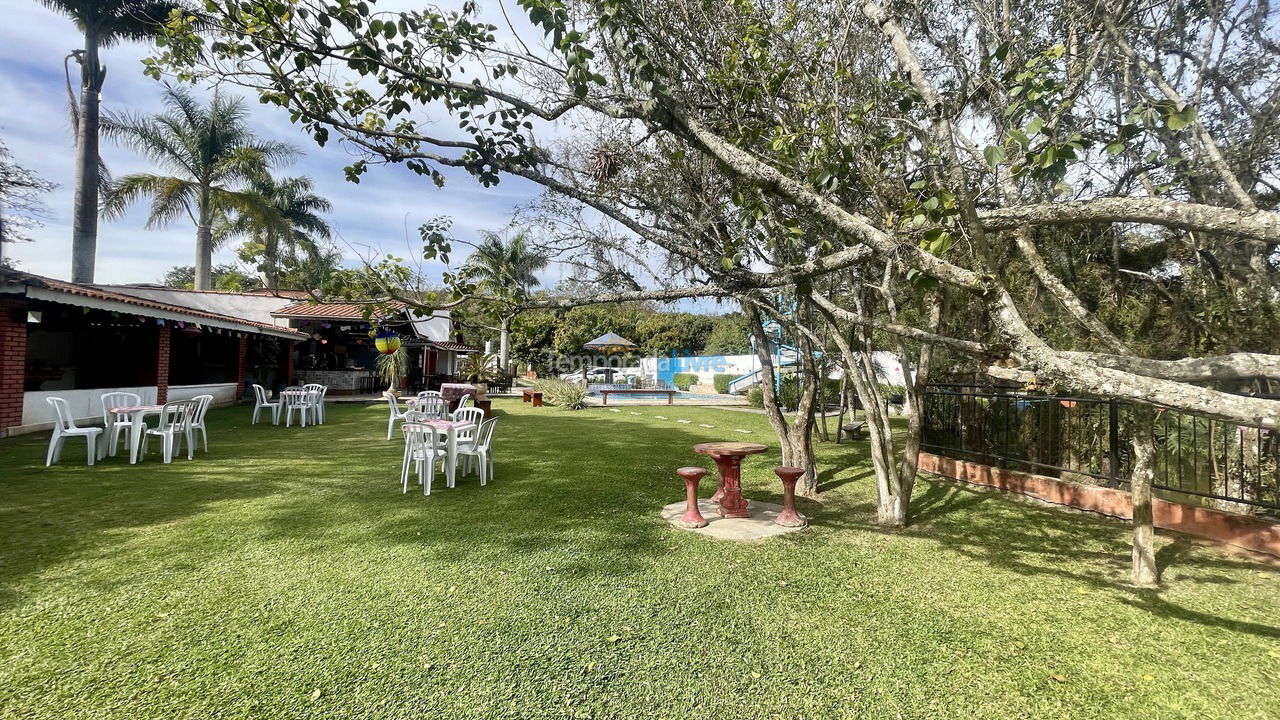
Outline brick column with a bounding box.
[280,340,295,387]
[154,326,172,404]
[0,297,28,437]
[234,334,248,402]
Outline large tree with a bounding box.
[0,139,57,265]
[100,84,297,289]
[158,0,1280,585]
[40,0,195,283]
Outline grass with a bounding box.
[1,400,1278,719]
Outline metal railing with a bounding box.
[921,384,1280,513]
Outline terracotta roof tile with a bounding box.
[430,341,482,353]
[272,300,406,321]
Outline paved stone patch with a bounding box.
[660,499,808,541]
[734,429,752,434]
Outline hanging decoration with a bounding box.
[374,327,402,355]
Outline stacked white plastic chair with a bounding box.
[100,391,141,457]
[251,384,280,425]
[401,423,448,495]
[384,391,408,440]
[140,399,199,463]
[455,417,497,486]
[45,397,103,466]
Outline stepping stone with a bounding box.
[655,415,668,419]
[676,419,691,424]
[629,412,642,416]
[699,424,715,428]
[607,408,621,413]
[734,429,752,434]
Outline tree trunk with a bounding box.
[499,315,511,371]
[1130,410,1161,588]
[195,224,214,290]
[70,33,102,284]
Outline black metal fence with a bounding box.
[921,384,1280,514]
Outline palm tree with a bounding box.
[42,1,196,284]
[221,175,332,289]
[463,230,549,371]
[101,85,298,290]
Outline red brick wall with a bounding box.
[919,452,1280,558]
[0,297,27,436]
[234,335,248,402]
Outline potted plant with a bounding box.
[374,328,409,394]
[459,352,499,395]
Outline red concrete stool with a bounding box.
[773,466,807,528]
[676,467,709,528]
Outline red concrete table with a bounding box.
[693,441,768,518]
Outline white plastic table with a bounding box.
[109,405,164,464]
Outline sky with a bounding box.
[0,0,571,288]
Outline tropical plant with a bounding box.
[41,0,196,283]
[376,346,410,392]
[100,84,298,290]
[458,352,499,383]
[533,379,588,411]
[222,175,332,288]
[462,230,548,370]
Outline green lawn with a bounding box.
[1,400,1278,719]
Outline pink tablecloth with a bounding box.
[110,405,164,414]
[439,383,477,404]
[404,420,474,432]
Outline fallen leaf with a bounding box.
[1049,674,1068,683]
[1143,674,1154,681]
[751,672,761,679]
[607,635,622,643]
[310,689,322,701]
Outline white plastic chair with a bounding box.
[140,400,198,463]
[418,390,443,399]
[45,397,103,466]
[303,383,328,424]
[189,394,214,452]
[401,424,448,495]
[456,417,497,486]
[456,394,474,410]
[452,407,485,426]
[100,391,141,457]
[384,391,407,440]
[285,388,318,427]
[415,396,448,420]
[252,384,280,425]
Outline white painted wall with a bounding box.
[169,383,239,405]
[20,386,158,433]
[410,310,452,343]
[16,383,238,435]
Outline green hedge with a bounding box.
[672,373,699,391]
[713,374,735,394]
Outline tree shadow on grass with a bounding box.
[861,478,1280,639]
[0,408,281,611]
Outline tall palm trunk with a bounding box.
[499,315,511,371]
[71,34,102,284]
[195,222,214,290]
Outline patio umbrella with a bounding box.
[582,332,637,353]
[582,333,637,383]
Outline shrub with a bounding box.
[746,386,764,408]
[713,373,735,394]
[534,379,587,410]
[673,373,699,391]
